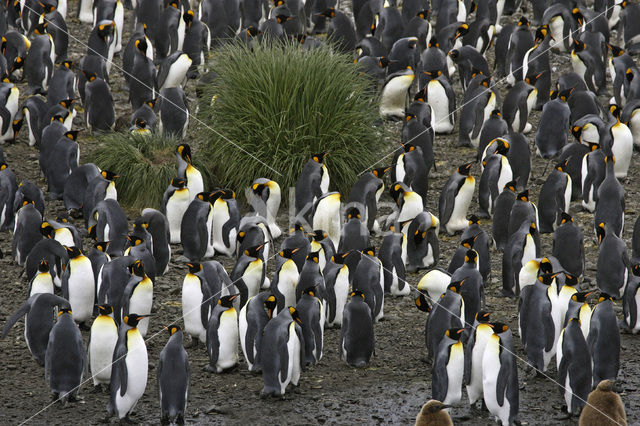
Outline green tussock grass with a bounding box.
[197,41,387,201]
[89,133,210,210]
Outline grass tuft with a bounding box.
[89,133,210,210]
[197,41,388,200]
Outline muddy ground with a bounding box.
[0,3,639,425]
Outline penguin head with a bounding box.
[503,180,516,192]
[134,37,148,55]
[597,293,613,303]
[279,247,300,259]
[633,264,640,277]
[560,212,573,225]
[517,190,529,202]
[596,222,606,244]
[604,155,615,166]
[378,57,391,69]
[456,162,474,176]
[265,295,277,318]
[427,36,439,49]
[251,182,267,196]
[389,182,407,204]
[571,291,593,303]
[129,260,146,277]
[362,246,376,257]
[64,130,79,142]
[58,307,72,316]
[168,0,179,8]
[414,88,426,102]
[244,243,265,259]
[571,124,583,140]
[559,89,572,102]
[97,304,113,316]
[33,20,48,35]
[490,109,502,118]
[528,222,536,234]
[448,49,460,60]
[0,162,7,171]
[101,170,119,181]
[87,224,97,240]
[165,324,181,335]
[97,21,115,42]
[461,236,474,249]
[488,322,509,333]
[65,246,82,259]
[608,44,625,57]
[318,8,336,19]
[464,249,477,264]
[564,273,578,286]
[311,229,328,242]
[331,251,350,264]
[417,10,430,20]
[621,0,627,8]
[525,71,545,86]
[302,286,317,297]
[95,241,109,252]
[407,38,418,49]
[82,70,98,82]
[311,152,328,163]
[517,17,529,27]
[295,34,306,44]
[123,313,149,327]
[495,139,509,155]
[176,143,192,163]
[10,55,24,73]
[414,293,431,312]
[555,159,569,172]
[447,280,463,293]
[40,221,55,238]
[134,217,149,231]
[404,112,416,123]
[186,262,202,274]
[454,24,469,40]
[372,166,391,178]
[127,235,144,247]
[420,400,451,414]
[480,76,492,88]
[609,104,622,121]
[351,290,366,300]
[346,206,361,220]
[288,306,303,324]
[572,38,585,53]
[306,251,320,263]
[39,1,56,13]
[444,328,464,340]
[537,272,559,285]
[475,311,490,323]
[38,260,50,272]
[414,228,428,244]
[134,118,148,130]
[275,12,292,24]
[572,8,585,26]
[218,294,238,308]
[539,257,553,274]
[290,222,305,234]
[218,188,235,200]
[183,9,195,27]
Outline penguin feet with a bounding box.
[203,363,217,373]
[185,338,200,349]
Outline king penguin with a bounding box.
[158,325,189,425]
[205,294,240,373]
[557,317,592,415]
[482,323,519,425]
[45,308,87,403]
[432,327,465,406]
[439,162,475,235]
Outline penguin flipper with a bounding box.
[0,107,10,136]
[557,354,568,397]
[1,300,30,338]
[432,353,449,401]
[200,285,212,330]
[496,356,509,406]
[517,99,528,133]
[439,181,458,228]
[278,331,290,383]
[630,289,638,330]
[295,322,306,372]
[463,332,475,385]
[543,306,555,352]
[206,311,222,366]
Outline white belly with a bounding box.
[428,81,453,133]
[167,193,190,244]
[238,305,252,369]
[128,285,153,337]
[446,179,475,234]
[213,201,235,256]
[483,339,511,424]
[162,55,192,89]
[243,261,264,300]
[277,266,299,310]
[67,262,95,323]
[467,327,493,404]
[328,268,350,326]
[215,310,239,370]
[443,345,464,405]
[182,280,206,342]
[611,123,633,178]
[89,320,118,385]
[282,322,302,393]
[115,338,148,418]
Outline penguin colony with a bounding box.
[0,0,638,422]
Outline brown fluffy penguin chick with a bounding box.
[579,380,627,426]
[415,400,453,426]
